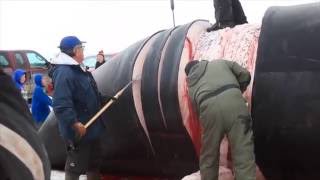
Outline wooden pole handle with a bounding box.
[84,81,133,129]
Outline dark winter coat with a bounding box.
[95,61,105,69]
[50,53,104,143]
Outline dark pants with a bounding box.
[64,139,102,180]
[214,0,247,24]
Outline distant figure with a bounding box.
[12,69,28,102]
[185,60,255,180]
[95,50,105,69]
[31,74,52,128]
[207,0,248,32]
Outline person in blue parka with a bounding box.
[31,74,52,128]
[12,69,28,101]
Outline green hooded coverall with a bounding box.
[186,60,255,180]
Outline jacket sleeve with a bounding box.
[52,74,77,127]
[226,60,251,92]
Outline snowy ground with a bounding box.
[51,170,87,180]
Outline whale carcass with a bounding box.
[39,3,320,179]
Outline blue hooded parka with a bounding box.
[12,69,26,90]
[31,74,52,123]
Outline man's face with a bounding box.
[73,45,85,63]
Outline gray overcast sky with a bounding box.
[0,0,319,59]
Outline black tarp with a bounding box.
[252,3,320,180]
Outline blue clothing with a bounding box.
[50,55,104,143]
[31,74,52,123]
[12,69,26,90]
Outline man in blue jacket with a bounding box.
[51,36,105,180]
[31,74,52,128]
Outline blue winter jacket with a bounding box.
[50,53,104,143]
[31,74,52,123]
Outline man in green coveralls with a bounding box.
[185,59,255,180]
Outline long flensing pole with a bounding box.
[84,80,136,129]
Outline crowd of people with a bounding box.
[9,36,108,180]
[8,36,109,180]
[11,47,106,130]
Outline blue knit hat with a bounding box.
[58,36,86,51]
